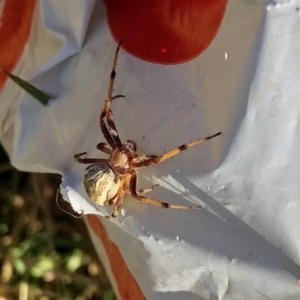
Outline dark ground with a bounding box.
[0,143,116,300]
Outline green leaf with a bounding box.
[0,223,9,234]
[10,247,24,258]
[13,258,26,275]
[66,250,83,272]
[0,67,53,106]
[31,255,54,278]
[10,241,31,258]
[103,290,115,300]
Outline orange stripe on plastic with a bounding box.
[88,215,146,300]
[0,0,36,91]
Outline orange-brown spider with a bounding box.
[74,42,221,218]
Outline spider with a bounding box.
[74,42,221,219]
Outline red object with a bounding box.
[104,0,228,64]
[0,0,36,91]
[88,215,146,300]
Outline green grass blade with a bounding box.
[1,68,53,106]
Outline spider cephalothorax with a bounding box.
[74,42,221,218]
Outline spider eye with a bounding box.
[125,140,137,152]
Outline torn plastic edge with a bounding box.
[56,186,84,218]
[59,182,107,218]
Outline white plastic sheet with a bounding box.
[1,0,300,299]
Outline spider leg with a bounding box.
[130,132,221,169]
[100,42,124,148]
[74,152,108,164]
[105,108,122,147]
[100,117,117,149]
[107,42,123,102]
[97,142,113,155]
[125,184,159,195]
[129,171,201,209]
[105,188,125,219]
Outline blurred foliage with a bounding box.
[0,143,116,300]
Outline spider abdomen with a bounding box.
[84,163,120,206]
